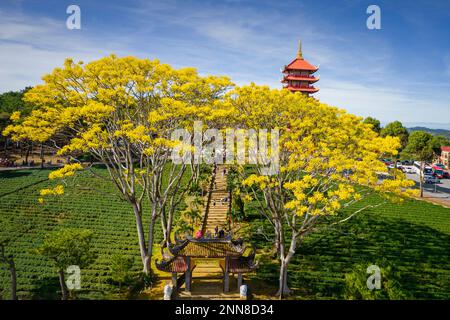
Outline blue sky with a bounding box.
[1,0,450,128]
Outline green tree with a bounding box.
[109,254,134,291]
[175,196,203,235]
[4,57,232,273]
[381,121,409,150]
[0,88,33,157]
[36,228,94,300]
[402,131,441,197]
[226,165,245,221]
[363,117,381,134]
[433,135,450,148]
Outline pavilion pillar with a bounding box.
[237,273,243,290]
[171,273,177,289]
[185,257,191,293]
[224,257,229,293]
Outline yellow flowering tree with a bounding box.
[3,55,232,274]
[228,85,415,298]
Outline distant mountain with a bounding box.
[407,127,450,139]
[402,122,450,130]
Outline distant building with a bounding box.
[281,40,319,95]
[440,146,450,169]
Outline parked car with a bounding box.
[402,166,415,174]
[402,160,414,166]
[0,158,15,167]
[443,171,450,179]
[424,175,440,184]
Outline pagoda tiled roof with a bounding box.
[282,75,319,83]
[284,57,318,72]
[284,85,319,93]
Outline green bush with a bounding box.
[109,254,134,291]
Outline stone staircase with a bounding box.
[204,165,229,234]
[176,165,238,300]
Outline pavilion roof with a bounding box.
[169,237,245,258]
[228,256,258,273]
[155,256,188,273]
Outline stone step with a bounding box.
[210,195,229,199]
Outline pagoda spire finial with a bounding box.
[297,39,303,59]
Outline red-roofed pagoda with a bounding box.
[281,40,319,95]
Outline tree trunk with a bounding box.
[25,143,31,165]
[420,161,425,198]
[273,220,282,258]
[132,202,150,274]
[159,205,174,249]
[228,187,233,229]
[147,213,157,274]
[3,138,8,158]
[10,261,17,300]
[58,269,68,300]
[40,143,44,169]
[277,259,291,299]
[274,233,281,258]
[201,164,216,233]
[276,232,297,299]
[166,207,174,247]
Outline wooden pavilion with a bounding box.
[156,234,257,293]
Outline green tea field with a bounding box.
[0,167,160,299]
[247,194,450,299]
[0,167,449,299]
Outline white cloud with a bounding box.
[317,79,450,124]
[0,9,142,91]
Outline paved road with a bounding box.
[405,169,450,205]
